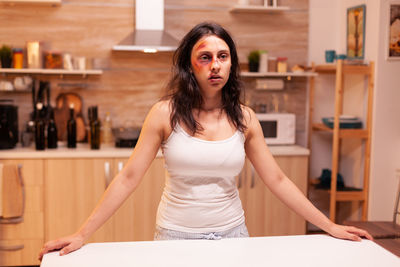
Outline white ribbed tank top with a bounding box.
[156,123,246,233]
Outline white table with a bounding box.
[41,235,400,267]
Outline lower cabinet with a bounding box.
[0,159,44,266]
[111,157,165,242]
[0,154,307,266]
[239,156,308,237]
[44,157,165,244]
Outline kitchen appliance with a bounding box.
[0,99,18,149]
[255,113,295,145]
[112,0,178,52]
[113,127,140,148]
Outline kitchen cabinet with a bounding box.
[44,157,165,243]
[238,156,308,236]
[0,159,44,266]
[111,157,165,242]
[44,158,115,243]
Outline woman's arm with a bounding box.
[39,101,171,259]
[243,107,372,241]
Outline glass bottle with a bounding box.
[35,103,45,150]
[102,111,113,145]
[47,109,58,149]
[67,104,77,148]
[90,106,101,150]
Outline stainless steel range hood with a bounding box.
[113,0,178,53]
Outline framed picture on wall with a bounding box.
[346,5,366,60]
[388,2,400,60]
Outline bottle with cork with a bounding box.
[89,106,101,150]
[67,104,77,148]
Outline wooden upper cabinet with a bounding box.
[0,159,44,267]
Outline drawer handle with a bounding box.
[104,162,112,189]
[0,244,24,251]
[117,161,124,173]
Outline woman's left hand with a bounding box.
[327,223,373,241]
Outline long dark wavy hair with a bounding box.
[164,22,246,135]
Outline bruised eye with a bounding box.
[199,54,211,62]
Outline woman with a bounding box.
[39,22,371,259]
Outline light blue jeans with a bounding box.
[154,223,249,240]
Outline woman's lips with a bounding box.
[208,75,222,83]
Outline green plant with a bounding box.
[247,50,261,64]
[0,45,12,58]
[0,45,12,68]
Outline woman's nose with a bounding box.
[211,57,220,70]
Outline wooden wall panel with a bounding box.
[0,0,309,140]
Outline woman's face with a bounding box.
[190,35,231,96]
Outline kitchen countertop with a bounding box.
[0,143,309,159]
[40,235,399,267]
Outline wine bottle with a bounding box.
[67,104,77,148]
[47,109,58,149]
[90,106,101,150]
[35,103,45,150]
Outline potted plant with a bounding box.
[248,50,260,72]
[0,45,12,68]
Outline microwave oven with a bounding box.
[255,113,295,145]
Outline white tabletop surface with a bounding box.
[41,235,399,267]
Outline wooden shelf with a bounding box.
[230,5,290,13]
[241,71,317,78]
[315,63,371,75]
[308,59,374,222]
[0,68,102,77]
[313,188,366,201]
[312,123,369,139]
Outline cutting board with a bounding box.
[54,93,86,142]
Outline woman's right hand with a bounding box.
[38,233,85,261]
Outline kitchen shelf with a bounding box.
[313,189,366,202]
[314,64,371,75]
[312,123,369,139]
[241,71,317,78]
[0,0,61,5]
[308,59,375,222]
[229,5,290,13]
[0,68,102,78]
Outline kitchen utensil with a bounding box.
[54,93,86,141]
[112,127,140,148]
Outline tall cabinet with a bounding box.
[308,59,375,222]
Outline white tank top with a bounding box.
[156,123,246,233]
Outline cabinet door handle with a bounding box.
[104,161,112,189]
[117,161,124,173]
[250,165,255,188]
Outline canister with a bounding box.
[12,48,23,69]
[27,41,41,68]
[277,57,288,73]
[268,57,277,72]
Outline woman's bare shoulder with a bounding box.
[150,99,172,120]
[240,104,257,127]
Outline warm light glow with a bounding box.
[143,48,158,53]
